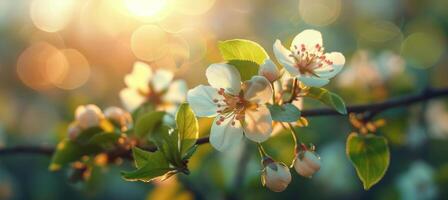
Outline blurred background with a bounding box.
[0,0,448,199]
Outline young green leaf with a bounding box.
[346,133,390,190]
[307,87,347,114]
[135,111,165,138]
[150,126,183,167]
[218,39,269,65]
[268,103,301,122]
[182,144,198,161]
[122,150,173,182]
[227,60,260,81]
[87,133,120,149]
[49,139,100,171]
[176,103,199,158]
[76,127,104,145]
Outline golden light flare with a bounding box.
[174,0,216,15]
[29,0,78,32]
[131,25,170,62]
[299,0,341,26]
[124,0,168,19]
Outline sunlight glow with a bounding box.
[124,0,167,18]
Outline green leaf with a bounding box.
[150,126,182,166]
[135,111,165,138]
[268,103,301,122]
[182,144,198,161]
[176,103,199,158]
[49,139,100,171]
[307,87,347,114]
[76,127,104,144]
[122,150,173,182]
[218,39,269,65]
[227,60,259,81]
[87,133,120,149]
[346,133,390,190]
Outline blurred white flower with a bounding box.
[75,104,104,129]
[120,61,188,112]
[104,106,133,131]
[258,59,281,83]
[261,159,292,192]
[337,50,405,88]
[294,150,321,178]
[187,63,273,151]
[396,161,438,200]
[425,101,448,139]
[273,29,345,87]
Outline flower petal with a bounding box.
[243,106,272,143]
[291,29,323,51]
[152,69,174,92]
[210,116,244,151]
[316,52,345,79]
[187,85,219,117]
[119,88,146,112]
[206,63,241,95]
[124,61,152,92]
[163,80,188,104]
[259,59,280,82]
[273,40,298,76]
[242,76,273,104]
[298,76,329,87]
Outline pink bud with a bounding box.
[67,123,82,140]
[258,59,280,82]
[293,150,321,178]
[261,161,292,192]
[75,104,104,129]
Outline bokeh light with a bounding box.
[298,0,341,26]
[131,25,170,62]
[124,0,167,18]
[48,49,91,90]
[401,32,445,69]
[29,0,78,32]
[174,0,215,15]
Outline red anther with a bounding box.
[320,55,326,59]
[216,121,221,125]
[231,121,235,126]
[213,99,219,103]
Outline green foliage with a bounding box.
[176,103,199,158]
[218,39,269,81]
[218,39,269,65]
[227,60,259,81]
[135,111,165,138]
[49,139,101,171]
[346,132,390,190]
[87,133,120,149]
[268,103,301,122]
[307,87,347,114]
[122,104,200,182]
[122,148,174,182]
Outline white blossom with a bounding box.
[104,106,133,131]
[273,29,345,87]
[187,63,273,151]
[119,61,188,112]
[258,59,281,83]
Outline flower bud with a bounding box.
[75,104,104,129]
[104,106,133,130]
[261,158,292,192]
[258,59,280,82]
[294,150,321,178]
[67,122,82,140]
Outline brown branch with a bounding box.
[1,87,448,157]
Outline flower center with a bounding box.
[289,43,333,76]
[213,88,258,126]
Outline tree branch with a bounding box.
[1,87,447,157]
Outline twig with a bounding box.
[0,87,447,156]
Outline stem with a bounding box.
[287,78,298,104]
[257,143,268,158]
[271,82,276,104]
[287,123,299,154]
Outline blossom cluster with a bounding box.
[62,29,345,192]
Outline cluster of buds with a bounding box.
[67,104,132,140]
[349,113,386,134]
[261,156,292,192]
[293,144,321,178]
